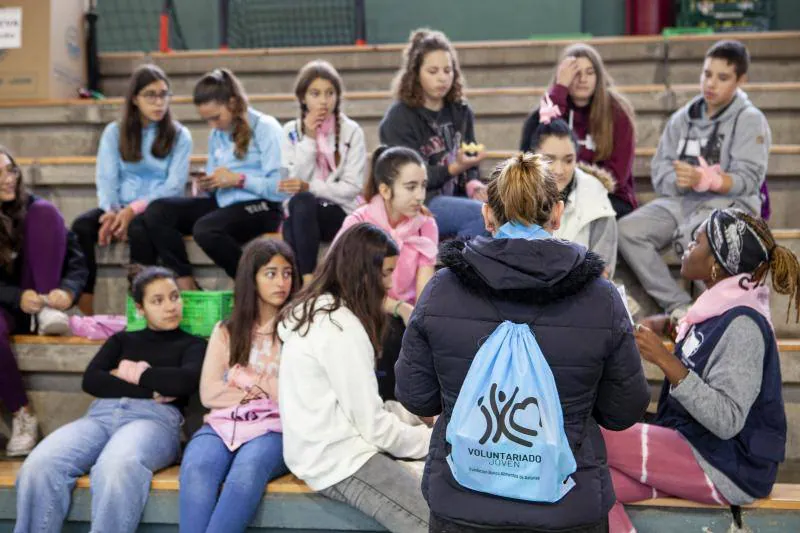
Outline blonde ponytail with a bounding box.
[487,152,560,227]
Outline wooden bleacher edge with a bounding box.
[1,459,798,510]
[10,336,800,352]
[95,31,800,62]
[13,145,800,168]
[3,81,800,109]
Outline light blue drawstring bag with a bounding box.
[446,321,577,502]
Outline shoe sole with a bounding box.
[5,447,33,457]
[38,322,71,336]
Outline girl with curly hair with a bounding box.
[379,29,486,239]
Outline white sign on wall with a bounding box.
[0,8,22,49]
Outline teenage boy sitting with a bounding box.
[618,39,771,322]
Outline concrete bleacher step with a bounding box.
[15,145,800,229]
[3,333,800,530]
[95,32,800,95]
[480,146,800,229]
[6,335,800,462]
[0,462,387,532]
[2,462,800,532]
[2,83,799,159]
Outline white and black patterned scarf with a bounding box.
[706,209,770,276]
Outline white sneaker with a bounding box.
[6,409,38,457]
[36,307,70,336]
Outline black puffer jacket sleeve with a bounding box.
[395,274,442,417]
[593,285,650,430]
[59,230,88,302]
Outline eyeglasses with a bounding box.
[138,90,172,104]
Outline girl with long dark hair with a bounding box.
[71,64,192,314]
[334,145,437,401]
[0,146,88,457]
[278,223,432,533]
[178,238,300,533]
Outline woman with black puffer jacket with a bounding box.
[396,152,650,533]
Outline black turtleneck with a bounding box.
[82,327,206,410]
[560,175,577,205]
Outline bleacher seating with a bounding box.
[1,31,800,532]
[2,458,800,531]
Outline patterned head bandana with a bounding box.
[705,208,770,276]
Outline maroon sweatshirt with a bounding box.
[521,84,637,210]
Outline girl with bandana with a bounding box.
[603,208,797,532]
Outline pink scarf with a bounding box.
[676,274,773,343]
[315,114,336,181]
[357,196,438,303]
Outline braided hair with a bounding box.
[738,212,800,323]
[293,60,344,166]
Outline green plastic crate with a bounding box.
[662,26,714,37]
[180,291,234,337]
[126,296,147,332]
[126,290,234,337]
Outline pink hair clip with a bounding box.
[539,94,562,125]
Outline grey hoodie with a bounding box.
[651,89,771,216]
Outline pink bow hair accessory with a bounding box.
[539,94,562,125]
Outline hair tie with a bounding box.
[539,94,561,125]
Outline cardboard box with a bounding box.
[0,0,86,100]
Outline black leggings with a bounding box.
[609,194,634,219]
[282,192,347,276]
[377,316,405,401]
[142,197,282,279]
[71,208,156,294]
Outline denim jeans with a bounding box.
[14,398,183,533]
[320,453,429,533]
[427,195,487,239]
[178,424,288,533]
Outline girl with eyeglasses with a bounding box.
[71,64,192,315]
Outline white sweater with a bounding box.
[281,114,367,214]
[277,294,432,490]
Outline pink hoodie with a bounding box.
[336,196,438,304]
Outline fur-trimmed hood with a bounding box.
[577,162,616,193]
[438,236,605,305]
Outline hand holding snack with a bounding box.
[460,141,486,157]
[449,142,486,175]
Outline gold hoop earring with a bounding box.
[711,264,719,283]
